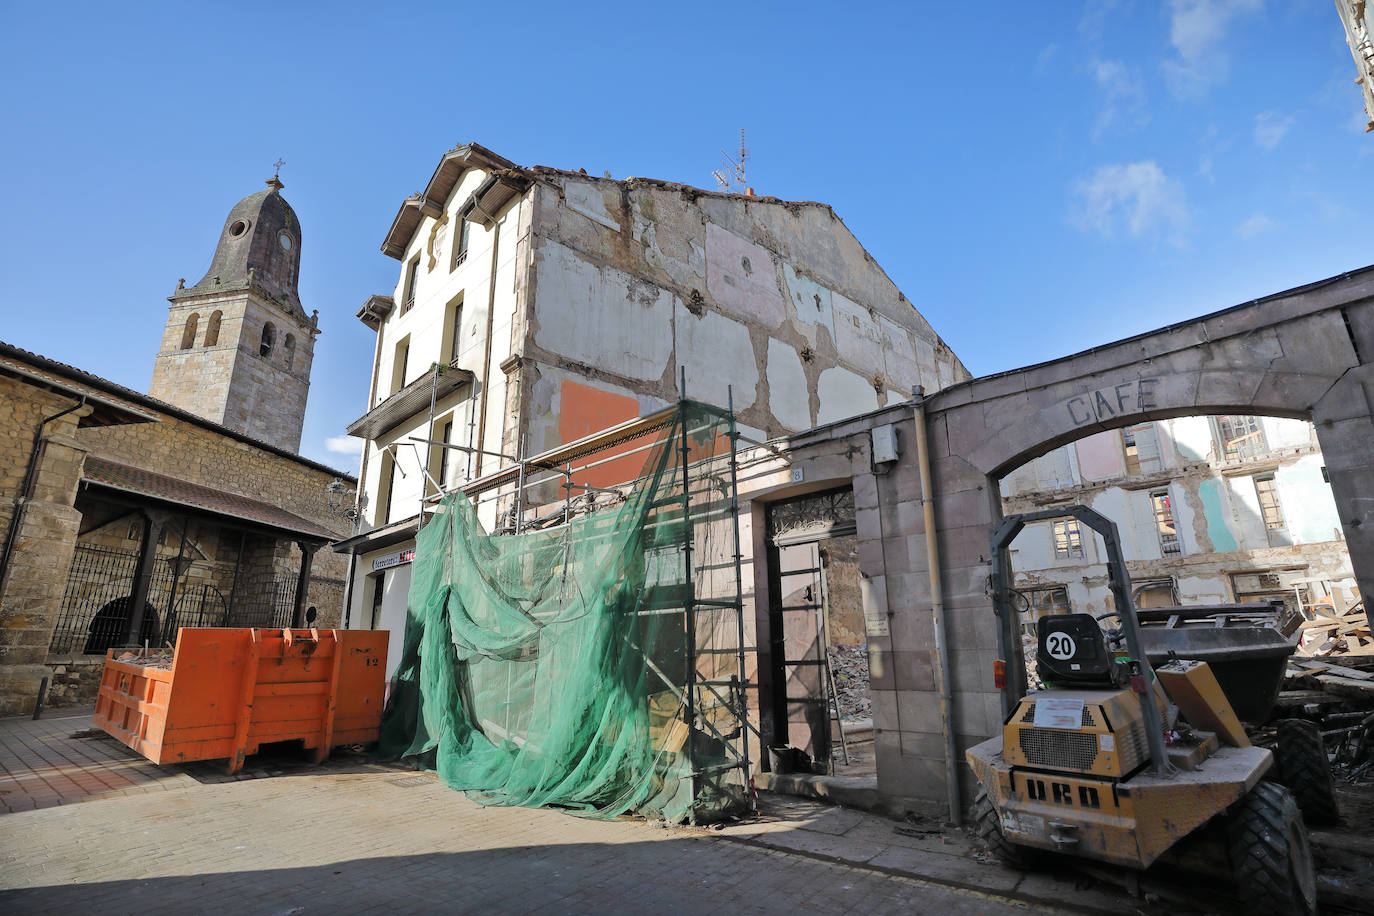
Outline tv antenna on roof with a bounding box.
[712,129,749,193]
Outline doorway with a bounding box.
[763,488,867,775]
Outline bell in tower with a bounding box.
[149,174,319,453]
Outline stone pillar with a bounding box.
[0,410,89,717]
[1313,363,1374,603]
[291,542,317,628]
[125,510,170,645]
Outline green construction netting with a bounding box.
[378,402,748,824]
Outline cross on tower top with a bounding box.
[273,157,286,177]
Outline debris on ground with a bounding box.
[827,644,871,721]
[114,649,174,669]
[1296,599,1369,657]
[1282,656,1374,774]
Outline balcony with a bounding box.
[345,360,474,441]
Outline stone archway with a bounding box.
[925,267,1374,615]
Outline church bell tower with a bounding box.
[149,175,318,452]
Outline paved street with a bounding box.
[1,765,1057,916]
[0,710,1090,915]
[5,709,1369,915]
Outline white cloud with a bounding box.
[325,435,364,459]
[1035,43,1060,73]
[1090,58,1148,139]
[1072,161,1191,246]
[1079,0,1124,43]
[1235,212,1276,238]
[1253,111,1293,149]
[1162,0,1263,98]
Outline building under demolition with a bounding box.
[1000,414,1356,624]
[338,142,1374,824]
[333,143,968,678]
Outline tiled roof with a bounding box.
[82,456,339,542]
[0,339,354,481]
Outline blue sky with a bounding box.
[2,1,1368,471]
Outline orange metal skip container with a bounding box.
[93,627,388,773]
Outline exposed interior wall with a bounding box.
[519,174,969,458]
[999,415,1352,617]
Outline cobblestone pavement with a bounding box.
[0,766,1068,916]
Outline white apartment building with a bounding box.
[999,414,1357,624]
[332,143,969,673]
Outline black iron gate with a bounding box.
[226,578,297,629]
[50,544,175,655]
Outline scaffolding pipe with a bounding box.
[726,387,755,809]
[912,387,962,827]
[678,368,701,821]
[514,434,526,534]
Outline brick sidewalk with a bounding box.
[0,708,378,814]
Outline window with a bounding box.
[1121,422,1159,476]
[1216,415,1267,461]
[1254,475,1291,546]
[376,450,397,525]
[429,417,454,497]
[403,258,420,312]
[1019,587,1069,636]
[180,313,199,350]
[284,333,296,370]
[453,219,471,269]
[1150,490,1181,555]
[259,322,276,358]
[204,310,222,346]
[1052,518,1084,559]
[444,295,465,363]
[389,337,410,397]
[1133,579,1178,608]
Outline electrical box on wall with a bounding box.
[872,424,899,464]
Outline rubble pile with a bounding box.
[1295,599,1370,657]
[827,644,871,722]
[114,649,174,670]
[1281,655,1374,777]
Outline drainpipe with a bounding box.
[0,396,86,597]
[912,387,962,826]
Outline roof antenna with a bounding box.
[712,129,751,194]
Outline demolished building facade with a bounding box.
[334,143,968,672]
[1000,415,1357,627]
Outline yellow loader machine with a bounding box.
[967,506,1318,916]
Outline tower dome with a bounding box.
[176,176,306,322]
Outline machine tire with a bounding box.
[970,790,1035,869]
[1225,782,1318,916]
[1274,718,1340,826]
